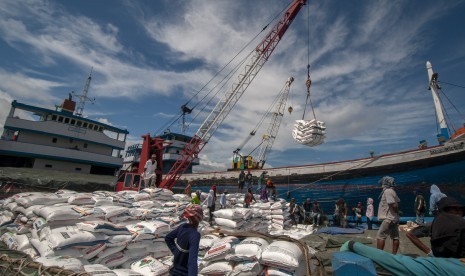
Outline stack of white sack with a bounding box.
[254,199,291,232]
[212,208,253,232]
[261,240,307,276]
[292,119,326,147]
[198,236,311,276]
[0,188,194,274]
[1,188,315,275]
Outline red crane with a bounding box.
[159,0,308,189]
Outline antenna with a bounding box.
[73,67,95,117]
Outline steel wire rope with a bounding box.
[186,50,254,130]
[240,82,291,158]
[301,3,316,121]
[439,80,465,90]
[182,3,292,132]
[438,87,465,120]
[438,90,456,134]
[277,155,382,198]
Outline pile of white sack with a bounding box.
[0,188,316,275]
[292,119,326,147]
[199,235,314,276]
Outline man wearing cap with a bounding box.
[376,176,400,254]
[165,204,203,276]
[143,154,157,187]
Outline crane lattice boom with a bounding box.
[159,0,307,189]
[257,77,294,168]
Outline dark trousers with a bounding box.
[208,205,215,222]
[367,217,373,230]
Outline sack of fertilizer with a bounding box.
[1,232,32,251]
[47,225,108,250]
[136,220,170,235]
[213,208,253,220]
[68,193,96,205]
[200,261,234,275]
[229,260,263,276]
[35,205,81,221]
[126,224,154,241]
[199,234,221,250]
[84,264,117,275]
[233,237,269,261]
[261,240,304,272]
[15,193,68,207]
[113,269,144,276]
[214,217,244,229]
[77,221,130,235]
[266,260,307,276]
[203,236,240,261]
[35,256,84,272]
[131,256,170,276]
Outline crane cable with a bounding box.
[235,81,291,154]
[301,3,316,121]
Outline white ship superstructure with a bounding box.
[0,96,128,175]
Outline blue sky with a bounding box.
[0,0,464,172]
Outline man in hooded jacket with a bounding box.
[430,184,447,216]
[376,176,400,254]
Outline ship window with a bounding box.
[52,138,57,143]
[64,118,70,124]
[70,119,76,125]
[88,124,93,129]
[75,168,82,171]
[69,138,74,143]
[83,122,88,128]
[45,164,52,168]
[93,125,98,131]
[58,116,64,122]
[76,121,82,127]
[98,126,104,131]
[46,115,52,121]
[52,115,57,121]
[84,143,88,148]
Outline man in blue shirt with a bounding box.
[165,204,203,276]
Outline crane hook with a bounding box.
[288,106,293,114]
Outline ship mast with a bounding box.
[426,61,449,144]
[74,68,95,117]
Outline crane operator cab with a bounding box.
[116,171,146,192]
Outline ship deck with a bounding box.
[0,167,115,198]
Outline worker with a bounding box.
[219,190,227,209]
[143,154,157,187]
[165,204,203,276]
[256,171,267,193]
[243,188,256,208]
[190,193,200,205]
[203,189,216,225]
[377,176,400,254]
[184,181,192,196]
[238,170,245,192]
[245,170,253,190]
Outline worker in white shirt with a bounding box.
[143,154,157,187]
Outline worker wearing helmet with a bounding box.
[165,204,203,276]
